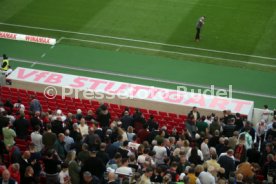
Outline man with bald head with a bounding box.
[0,169,17,184]
[107,172,118,184]
[18,151,31,180]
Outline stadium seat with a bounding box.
[159,111,168,117]
[110,103,119,110]
[179,115,187,121]
[149,110,158,115]
[140,108,148,114]
[168,113,178,118]
[119,105,127,111]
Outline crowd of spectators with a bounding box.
[0,96,276,184]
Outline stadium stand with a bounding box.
[0,85,275,184]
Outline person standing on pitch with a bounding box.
[195,16,206,42]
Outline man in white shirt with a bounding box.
[13,99,25,112]
[204,115,212,127]
[153,140,167,165]
[262,105,271,123]
[201,137,210,161]
[79,118,89,136]
[115,158,133,176]
[137,148,150,165]
[31,125,44,152]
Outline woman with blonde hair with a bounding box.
[182,140,191,155]
[65,150,80,184]
[118,127,128,142]
[8,163,20,184]
[127,126,136,141]
[22,166,36,184]
[203,148,224,179]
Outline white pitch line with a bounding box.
[0,22,276,61]
[30,62,36,67]
[63,37,276,68]
[41,53,46,58]
[10,57,276,99]
[40,37,63,57]
[51,37,63,49]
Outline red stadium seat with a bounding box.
[168,113,178,118]
[110,103,119,110]
[149,110,158,115]
[140,108,148,114]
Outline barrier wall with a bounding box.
[252,108,274,126]
[0,31,56,45]
[7,67,254,119]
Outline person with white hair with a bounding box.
[107,172,117,184]
[79,118,89,137]
[52,109,66,122]
[197,165,216,184]
[218,149,235,179]
[0,169,17,184]
[76,109,83,120]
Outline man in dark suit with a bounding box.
[147,115,158,132]
[51,116,64,135]
[121,111,133,131]
[218,149,235,179]
[30,111,42,130]
[81,151,106,182]
[18,151,32,180]
[13,113,30,140]
[42,124,57,150]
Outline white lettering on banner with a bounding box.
[0,31,56,45]
[7,67,254,115]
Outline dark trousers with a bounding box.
[195,28,201,40]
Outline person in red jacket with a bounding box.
[8,163,20,184]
